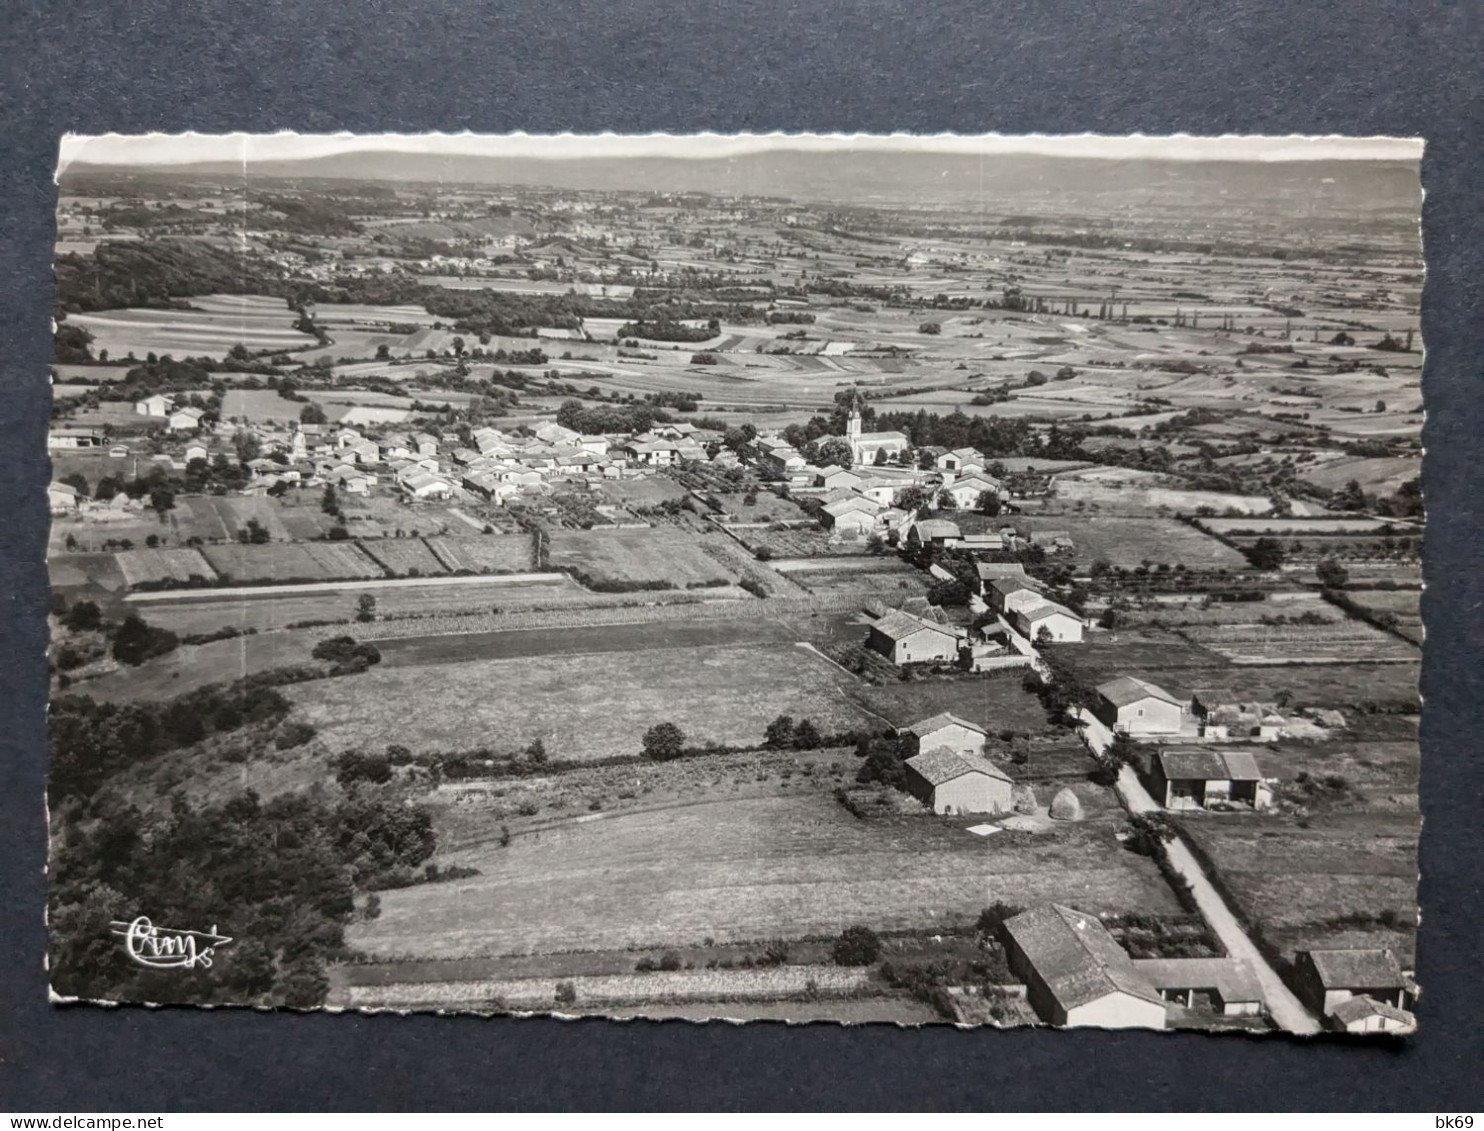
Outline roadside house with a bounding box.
[1292,948,1413,1016]
[1328,995,1416,1034]
[1013,599,1085,643]
[1001,905,1168,1030]
[1095,676,1186,736]
[1149,748,1272,811]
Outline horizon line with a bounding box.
[57,132,1425,176]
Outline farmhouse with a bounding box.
[1291,948,1413,1016]
[1095,676,1186,736]
[904,748,1013,815]
[1149,748,1272,811]
[906,519,961,550]
[942,474,1000,509]
[47,481,79,514]
[821,497,881,537]
[816,466,863,491]
[975,562,1028,592]
[534,422,580,446]
[865,609,964,666]
[1014,599,1085,644]
[899,713,987,758]
[988,577,1044,616]
[167,406,206,432]
[1130,957,1266,1016]
[184,442,209,464]
[936,447,985,475]
[1001,905,1168,1030]
[134,393,173,417]
[400,470,454,501]
[47,427,104,450]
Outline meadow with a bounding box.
[290,641,876,760]
[547,527,738,589]
[68,294,316,360]
[348,793,1180,960]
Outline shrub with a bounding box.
[111,614,179,667]
[831,925,882,966]
[335,749,393,786]
[311,635,382,672]
[641,721,686,761]
[274,721,317,750]
[554,981,577,1006]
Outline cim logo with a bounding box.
[109,916,233,970]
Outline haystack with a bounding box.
[1049,787,1084,822]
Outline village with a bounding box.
[45,145,1423,1034]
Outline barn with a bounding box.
[1292,948,1413,1016]
[1131,957,1267,1016]
[903,748,1013,815]
[900,712,987,759]
[1149,747,1272,811]
[1001,905,1168,1030]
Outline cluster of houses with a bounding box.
[998,904,1416,1032]
[133,392,207,432]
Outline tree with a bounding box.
[300,402,328,424]
[1316,557,1349,589]
[831,925,882,966]
[356,594,377,622]
[524,738,548,765]
[893,485,932,514]
[149,488,175,516]
[375,344,391,360]
[1244,537,1286,571]
[321,484,340,515]
[792,718,822,749]
[641,722,686,761]
[1334,478,1368,512]
[975,489,1001,516]
[111,614,179,666]
[764,714,795,750]
[918,321,941,335]
[62,601,102,633]
[815,436,854,470]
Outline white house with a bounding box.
[167,406,205,432]
[1095,676,1186,736]
[904,748,1013,815]
[900,712,987,758]
[135,393,173,417]
[1013,599,1085,643]
[48,481,80,513]
[865,609,963,665]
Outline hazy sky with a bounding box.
[58,132,1423,173]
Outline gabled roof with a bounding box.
[976,562,1028,581]
[870,610,962,643]
[905,712,987,739]
[905,747,1011,786]
[990,575,1039,598]
[1155,747,1263,782]
[1019,599,1080,624]
[1303,948,1407,990]
[1097,675,1182,709]
[1330,995,1415,1026]
[1003,905,1165,1012]
[912,519,961,539]
[1131,957,1265,1004]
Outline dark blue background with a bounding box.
[3,0,1481,1111]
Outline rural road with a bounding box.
[125,571,570,602]
[1077,710,1322,1035]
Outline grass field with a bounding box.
[548,528,737,589]
[1183,813,1419,967]
[347,793,1180,959]
[359,538,450,578]
[291,642,876,760]
[69,294,316,360]
[1012,515,1249,570]
[849,674,1050,734]
[425,534,535,573]
[200,541,386,583]
[113,547,217,586]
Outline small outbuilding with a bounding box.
[1131,957,1267,1017]
[904,748,1013,816]
[1328,995,1416,1034]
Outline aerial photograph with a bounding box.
[45,133,1424,1036]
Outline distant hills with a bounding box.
[62,148,1422,219]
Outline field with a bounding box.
[112,547,217,586]
[359,537,450,578]
[290,641,876,760]
[1178,620,1418,664]
[547,527,737,589]
[1183,813,1419,967]
[1012,515,1249,569]
[849,673,1051,734]
[68,294,316,360]
[199,541,385,583]
[1342,588,1424,643]
[348,793,1180,959]
[425,534,536,573]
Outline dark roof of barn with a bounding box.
[1003,905,1164,1012]
[1304,948,1407,990]
[1154,748,1263,782]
